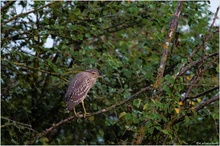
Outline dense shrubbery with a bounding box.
[1,1,219,144]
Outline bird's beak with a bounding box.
[98,73,105,78]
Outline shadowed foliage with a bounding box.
[1,1,219,145]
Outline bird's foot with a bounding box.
[83,112,91,118]
[74,111,82,117]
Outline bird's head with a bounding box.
[85,69,103,79]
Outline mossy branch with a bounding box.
[154,2,183,89]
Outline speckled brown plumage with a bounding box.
[65,69,102,117]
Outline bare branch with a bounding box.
[1,117,31,128]
[154,2,184,89]
[1,1,16,12]
[185,86,219,100]
[27,85,152,144]
[26,115,76,144]
[166,94,219,128]
[209,6,220,32]
[1,2,56,25]
[194,94,219,111]
[178,52,219,76]
[185,55,218,97]
[1,117,38,134]
[11,61,69,82]
[189,6,219,60]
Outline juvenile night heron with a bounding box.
[65,69,102,117]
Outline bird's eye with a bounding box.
[92,72,96,75]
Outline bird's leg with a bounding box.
[81,100,88,118]
[74,107,78,117]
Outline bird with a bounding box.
[65,69,103,117]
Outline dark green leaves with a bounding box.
[1,1,218,145]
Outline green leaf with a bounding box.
[181,58,187,64]
[161,129,169,135]
[119,41,124,46]
[99,130,104,137]
[143,103,148,110]
[125,113,131,120]
[89,116,94,122]
[119,112,127,119]
[165,75,175,84]
[85,33,91,38]
[163,85,171,96]
[148,127,154,134]
[133,99,141,108]
[155,126,161,130]
[216,64,219,73]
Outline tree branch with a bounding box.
[184,86,219,100]
[27,85,152,144]
[11,61,69,82]
[133,3,184,144]
[209,6,220,32]
[178,52,219,76]
[1,1,16,12]
[194,94,219,112]
[166,94,219,128]
[189,6,219,60]
[1,117,38,134]
[154,2,183,89]
[1,117,31,128]
[1,2,56,25]
[185,55,218,97]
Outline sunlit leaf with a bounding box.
[119,112,127,119]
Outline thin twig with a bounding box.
[1,117,38,134]
[178,52,218,76]
[12,61,69,82]
[209,6,220,32]
[189,6,219,60]
[172,52,218,95]
[2,2,56,25]
[185,86,219,100]
[194,94,219,111]
[185,55,219,97]
[1,117,31,128]
[166,94,219,128]
[1,1,16,12]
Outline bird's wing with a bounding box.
[65,74,92,112]
[65,74,91,103]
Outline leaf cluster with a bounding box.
[1,1,219,145]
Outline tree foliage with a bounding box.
[1,1,219,145]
